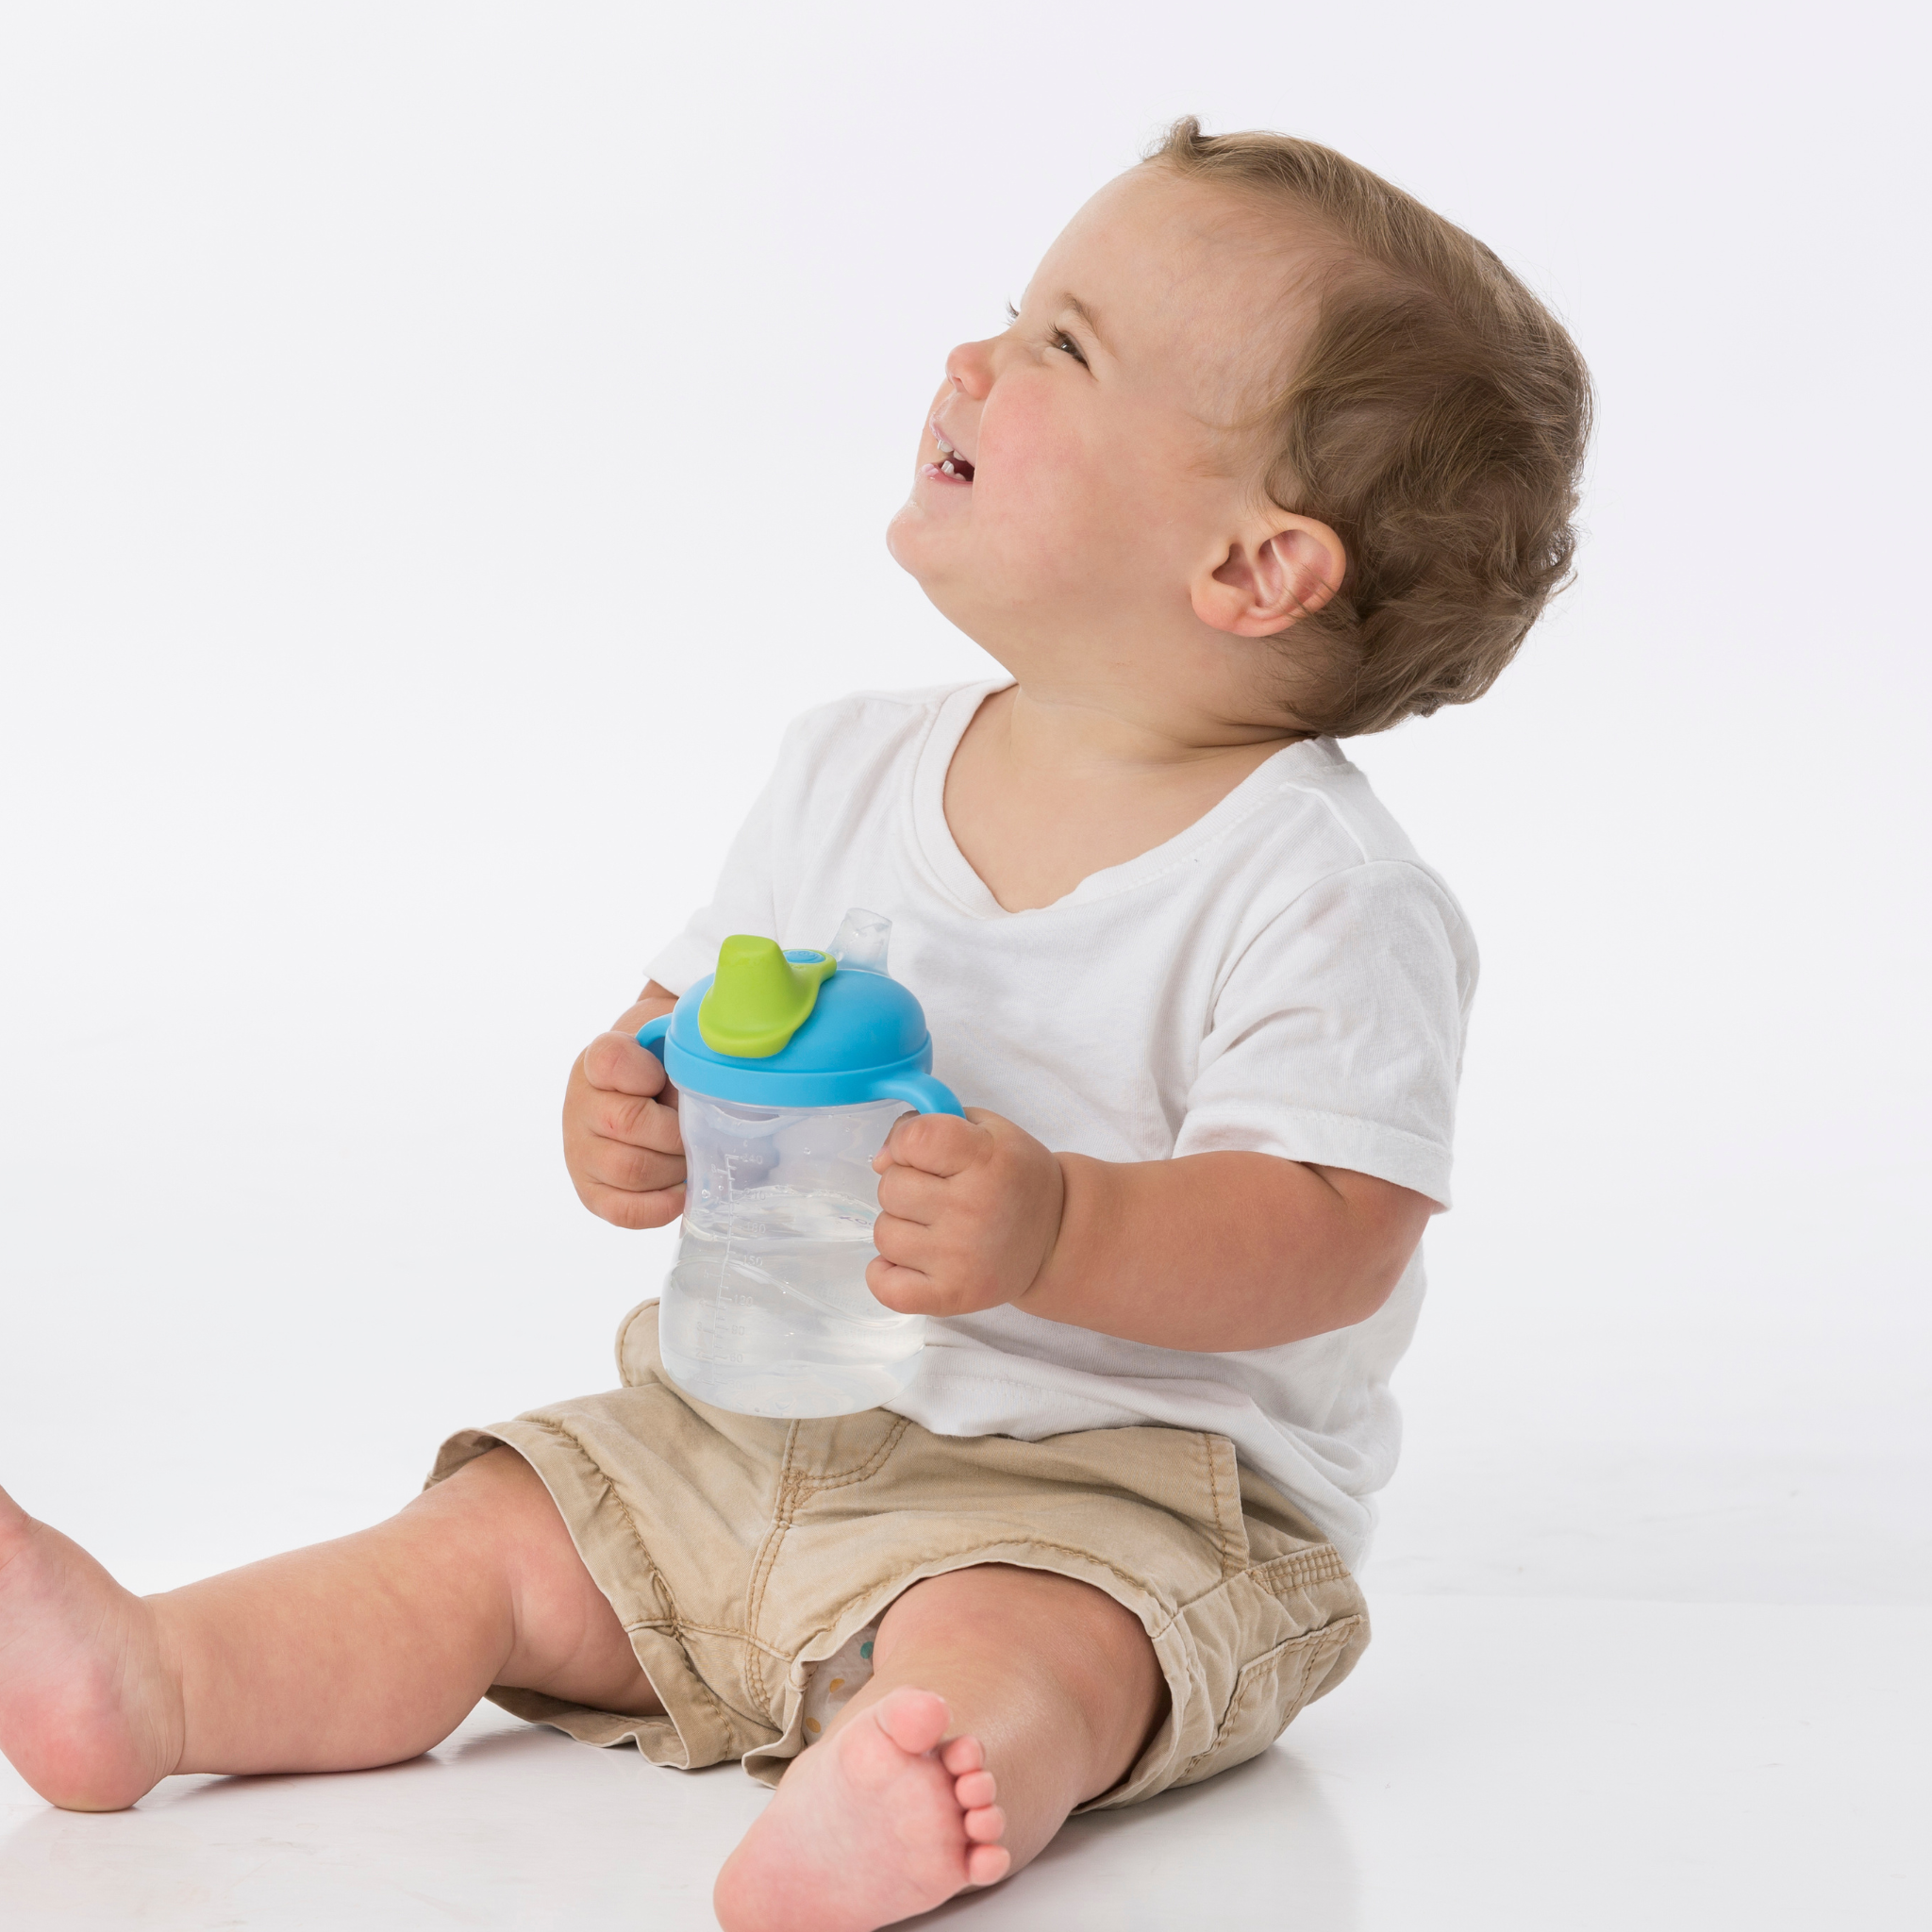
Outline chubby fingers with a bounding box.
[582,1028,674,1097]
[575,1124,684,1192]
[565,1031,685,1229]
[574,1033,681,1158]
[874,1159,948,1226]
[864,1107,1065,1317]
[872,1107,996,1179]
[865,1113,990,1307]
[584,1079,684,1157]
[567,1100,686,1228]
[866,1253,934,1314]
[569,1126,686,1227]
[578,1177,685,1230]
[864,1195,1002,1316]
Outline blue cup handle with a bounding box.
[868,1071,965,1119]
[636,1013,672,1062]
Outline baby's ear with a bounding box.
[1194,515,1345,638]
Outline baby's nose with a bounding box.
[944,337,995,400]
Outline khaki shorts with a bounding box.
[427,1301,1369,1809]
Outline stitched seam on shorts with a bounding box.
[884,1534,1186,1642]
[1182,1667,1270,1781]
[1251,1545,1350,1594]
[1019,1536,1180,1635]
[791,1417,914,1492]
[512,1415,749,1754]
[743,1422,807,1715]
[744,1417,915,1713]
[1174,1616,1357,1784]
[1172,1544,1348,1622]
[1173,1561,1250,1620]
[1201,1433,1240,1579]
[515,1416,675,1618]
[656,1619,798,1666]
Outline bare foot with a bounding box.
[713,1686,1011,1932]
[0,1483,183,1810]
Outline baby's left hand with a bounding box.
[867,1108,1065,1318]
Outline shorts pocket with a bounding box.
[1179,1613,1365,1786]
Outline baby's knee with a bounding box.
[402,1445,601,1640]
[881,1564,1158,1692]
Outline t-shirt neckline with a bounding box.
[910,678,1345,920]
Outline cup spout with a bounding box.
[828,908,892,974]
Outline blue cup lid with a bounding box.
[637,942,962,1117]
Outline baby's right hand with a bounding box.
[562,986,686,1229]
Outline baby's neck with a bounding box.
[941,683,1301,913]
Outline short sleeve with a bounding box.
[1172,860,1474,1208]
[643,756,785,996]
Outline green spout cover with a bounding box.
[697,936,837,1058]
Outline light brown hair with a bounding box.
[1151,119,1592,736]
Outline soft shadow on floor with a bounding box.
[0,1703,771,1932]
[910,1741,1362,1931]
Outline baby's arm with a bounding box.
[868,1111,1430,1352]
[561,982,685,1228]
[560,996,1427,1346]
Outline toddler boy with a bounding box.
[0,121,1590,1932]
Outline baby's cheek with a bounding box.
[987,404,1093,520]
[987,420,1152,592]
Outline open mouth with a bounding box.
[925,423,975,483]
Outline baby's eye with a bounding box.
[1050,330,1088,367]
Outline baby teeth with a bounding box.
[941,459,957,474]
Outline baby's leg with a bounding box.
[0,1449,657,1811]
[714,1563,1165,1932]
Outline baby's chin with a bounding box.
[886,493,1146,670]
[882,517,1000,650]
[884,492,954,583]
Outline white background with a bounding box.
[1,0,1925,1611]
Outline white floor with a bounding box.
[3,1594,1923,1931]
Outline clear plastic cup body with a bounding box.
[658,1091,924,1418]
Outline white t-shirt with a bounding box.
[647,681,1477,1570]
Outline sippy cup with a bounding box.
[636,908,961,1419]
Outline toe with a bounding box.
[940,1733,984,1774]
[963,1803,1006,1844]
[871,1686,951,1757]
[954,1769,996,1809]
[966,1843,1012,1887]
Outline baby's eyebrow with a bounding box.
[1057,293,1109,354]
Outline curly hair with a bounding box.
[1151,119,1593,736]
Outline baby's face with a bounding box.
[888,166,1317,718]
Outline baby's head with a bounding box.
[888,121,1592,741]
